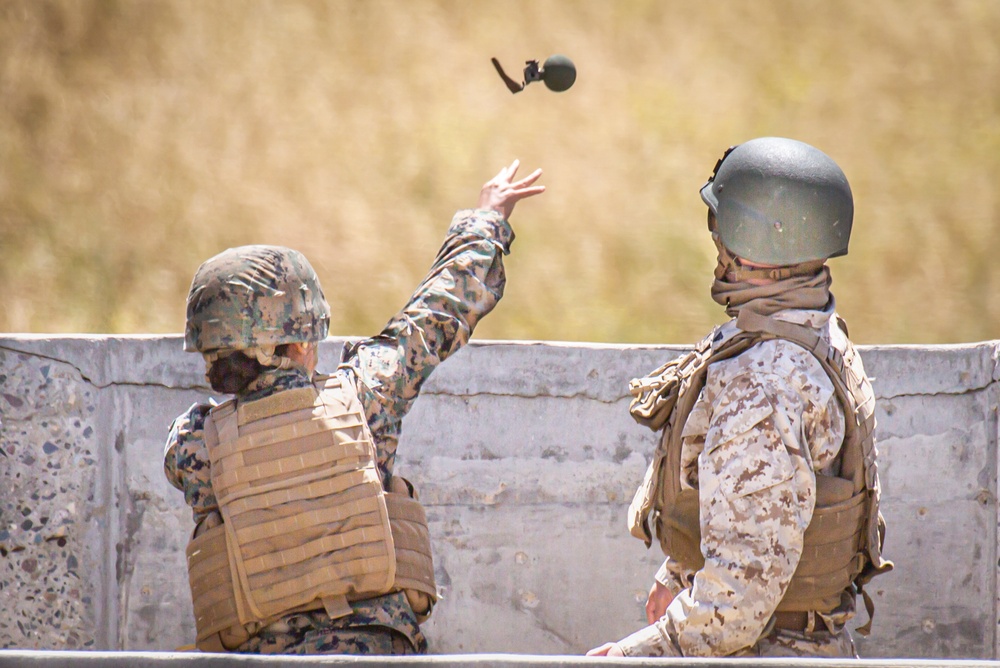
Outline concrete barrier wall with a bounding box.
[1,335,998,659]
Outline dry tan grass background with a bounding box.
[1,1,998,344]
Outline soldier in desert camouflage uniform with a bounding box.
[589,138,891,659]
[164,160,543,655]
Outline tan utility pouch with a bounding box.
[655,488,702,570]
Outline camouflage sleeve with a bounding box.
[163,402,219,523]
[341,209,514,473]
[620,343,840,657]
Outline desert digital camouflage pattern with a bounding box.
[184,245,331,353]
[619,308,864,658]
[165,209,514,654]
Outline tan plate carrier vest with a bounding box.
[628,310,893,634]
[185,374,437,652]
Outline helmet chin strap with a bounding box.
[712,232,825,283]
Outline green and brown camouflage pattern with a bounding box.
[238,597,424,655]
[184,245,331,353]
[165,209,514,654]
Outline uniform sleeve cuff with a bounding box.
[450,209,515,255]
[617,624,675,658]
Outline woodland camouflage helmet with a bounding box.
[700,137,854,266]
[184,245,330,353]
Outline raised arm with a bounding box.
[343,160,543,472]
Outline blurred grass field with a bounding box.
[1,0,997,344]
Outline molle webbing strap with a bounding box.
[735,309,833,365]
[206,376,396,626]
[222,466,373,518]
[212,409,367,461]
[234,493,385,558]
[787,506,863,569]
[236,387,320,426]
[793,531,862,577]
[212,436,372,501]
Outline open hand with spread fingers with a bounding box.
[477,159,544,220]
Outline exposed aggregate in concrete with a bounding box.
[1,350,99,649]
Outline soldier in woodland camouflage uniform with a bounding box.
[164,160,544,655]
[589,138,891,659]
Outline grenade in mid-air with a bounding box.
[491,54,577,93]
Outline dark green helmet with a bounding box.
[184,245,330,353]
[700,137,853,266]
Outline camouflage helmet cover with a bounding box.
[700,137,854,266]
[184,245,331,353]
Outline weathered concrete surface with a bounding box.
[1,336,998,659]
[2,651,1000,668]
[6,651,1000,668]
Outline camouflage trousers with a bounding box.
[238,614,425,655]
[741,627,857,658]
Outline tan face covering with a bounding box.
[709,233,833,318]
